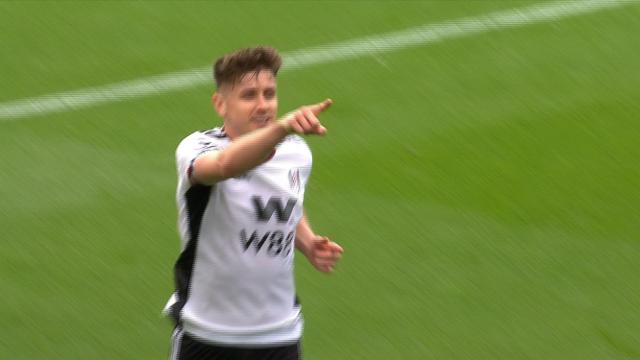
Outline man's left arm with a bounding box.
[296,212,343,273]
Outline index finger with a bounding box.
[308,98,333,116]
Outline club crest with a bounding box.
[288,168,301,193]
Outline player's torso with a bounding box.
[185,135,312,332]
[219,141,310,254]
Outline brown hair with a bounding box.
[213,46,282,88]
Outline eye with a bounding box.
[264,88,276,99]
[240,90,257,100]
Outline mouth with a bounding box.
[252,115,272,127]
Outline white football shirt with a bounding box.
[165,127,312,346]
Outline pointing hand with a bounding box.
[279,99,332,135]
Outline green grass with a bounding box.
[1,1,639,359]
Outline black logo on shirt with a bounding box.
[240,229,295,257]
[239,196,298,257]
[252,196,296,223]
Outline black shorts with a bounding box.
[170,327,301,360]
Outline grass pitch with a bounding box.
[1,1,639,359]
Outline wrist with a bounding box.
[273,119,293,136]
[296,234,313,257]
[277,111,298,135]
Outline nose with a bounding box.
[255,94,268,112]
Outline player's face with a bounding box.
[214,70,278,139]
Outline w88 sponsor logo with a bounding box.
[239,229,295,257]
[239,195,297,257]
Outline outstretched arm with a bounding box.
[296,213,343,273]
[192,99,332,185]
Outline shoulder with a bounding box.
[176,127,229,156]
[283,134,310,150]
[276,134,312,166]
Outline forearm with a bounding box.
[220,122,289,177]
[195,122,289,183]
[295,214,315,257]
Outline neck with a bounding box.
[222,122,240,140]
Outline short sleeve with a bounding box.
[175,132,225,184]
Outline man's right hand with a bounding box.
[279,98,332,135]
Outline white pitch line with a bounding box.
[0,0,635,121]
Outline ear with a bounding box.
[212,92,226,118]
